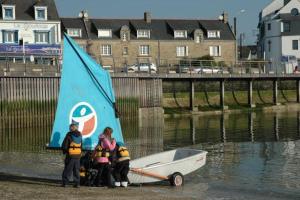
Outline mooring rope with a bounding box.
[256,81,267,104]
[172,82,183,109]
[203,82,213,107]
[231,81,241,106]
[279,81,290,102]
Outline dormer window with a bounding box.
[137,30,150,38]
[98,29,112,38]
[2,5,15,20]
[291,8,299,16]
[120,25,130,42]
[194,29,204,43]
[122,32,127,41]
[207,30,220,38]
[174,30,187,38]
[35,6,47,20]
[67,28,82,37]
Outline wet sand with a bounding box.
[0,173,195,200]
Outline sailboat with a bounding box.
[48,34,207,186]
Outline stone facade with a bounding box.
[61,12,236,68]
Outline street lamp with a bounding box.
[234,9,246,62]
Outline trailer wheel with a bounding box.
[169,172,184,186]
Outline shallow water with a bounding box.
[0,110,300,199]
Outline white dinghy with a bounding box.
[129,149,207,186]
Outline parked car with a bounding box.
[126,63,157,73]
[175,65,191,73]
[193,67,222,74]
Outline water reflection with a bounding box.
[0,110,300,198]
[164,111,300,148]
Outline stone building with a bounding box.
[61,11,236,69]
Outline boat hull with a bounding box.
[128,149,207,184]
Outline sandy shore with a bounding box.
[0,173,196,200]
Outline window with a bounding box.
[293,40,298,50]
[122,32,127,41]
[34,7,47,20]
[268,41,271,52]
[98,29,112,38]
[268,23,271,30]
[123,47,128,55]
[139,45,150,56]
[2,30,18,43]
[137,30,150,38]
[176,46,188,57]
[67,29,82,37]
[34,31,50,44]
[174,30,187,38]
[291,8,299,16]
[283,22,291,32]
[101,45,112,56]
[196,35,200,43]
[208,31,220,38]
[2,5,15,20]
[209,46,221,57]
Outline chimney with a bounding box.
[222,12,228,24]
[144,11,151,23]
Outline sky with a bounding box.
[55,0,272,45]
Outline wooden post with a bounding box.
[273,80,279,105]
[298,112,300,137]
[190,116,197,145]
[248,80,255,108]
[248,112,254,142]
[297,80,300,103]
[220,114,226,143]
[274,114,279,141]
[189,80,197,111]
[220,80,227,110]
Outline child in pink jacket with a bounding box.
[92,127,116,187]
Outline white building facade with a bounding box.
[0,0,61,64]
[258,0,300,72]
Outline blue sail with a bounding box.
[49,34,123,150]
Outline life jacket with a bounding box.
[95,145,110,158]
[117,146,130,158]
[68,134,82,156]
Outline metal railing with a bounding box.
[0,58,299,77]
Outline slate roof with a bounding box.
[239,45,257,59]
[61,17,235,41]
[0,0,59,21]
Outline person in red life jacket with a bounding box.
[61,122,82,188]
[113,142,130,187]
[92,127,116,187]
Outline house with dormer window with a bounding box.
[61,11,235,68]
[0,0,61,64]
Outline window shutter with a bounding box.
[209,46,213,56]
[14,31,18,43]
[48,32,50,44]
[186,46,189,56]
[218,46,221,56]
